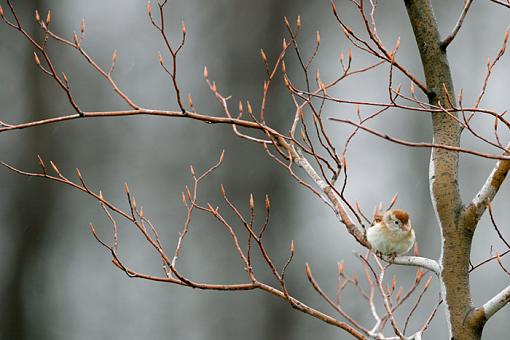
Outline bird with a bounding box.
[366,209,415,257]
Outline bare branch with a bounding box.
[440,0,473,49]
[306,263,371,336]
[487,201,510,249]
[0,109,284,137]
[330,118,510,161]
[488,0,510,9]
[330,1,429,94]
[287,145,367,247]
[473,30,509,110]
[466,147,510,222]
[388,256,441,275]
[481,284,510,321]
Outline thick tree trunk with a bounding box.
[404,1,482,339]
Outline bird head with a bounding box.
[382,209,412,232]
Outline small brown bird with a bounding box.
[366,209,415,256]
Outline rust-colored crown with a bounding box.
[392,209,409,224]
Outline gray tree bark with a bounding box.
[405,1,509,338]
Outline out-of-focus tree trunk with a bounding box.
[209,1,300,338]
[241,4,297,338]
[0,1,59,338]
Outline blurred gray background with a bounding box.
[1,0,509,339]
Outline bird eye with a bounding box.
[395,220,400,225]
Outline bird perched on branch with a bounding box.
[366,209,415,257]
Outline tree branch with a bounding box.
[481,284,510,321]
[0,109,284,137]
[465,149,510,223]
[330,118,510,161]
[440,0,473,49]
[0,156,369,340]
[389,256,441,275]
[284,143,368,247]
[488,0,510,9]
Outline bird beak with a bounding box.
[401,223,411,231]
